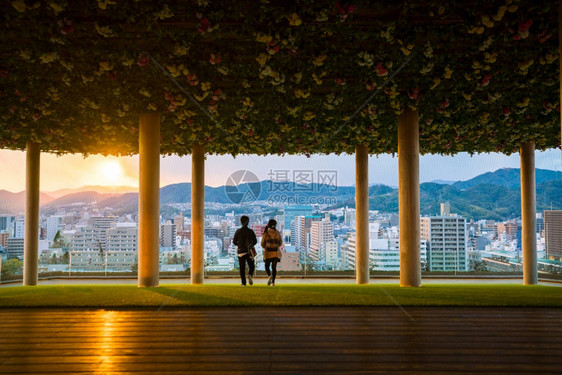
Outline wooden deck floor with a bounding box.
[0,307,561,374]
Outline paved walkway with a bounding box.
[0,307,561,374]
[2,276,561,287]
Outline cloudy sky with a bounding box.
[0,148,560,192]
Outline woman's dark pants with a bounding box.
[265,258,278,283]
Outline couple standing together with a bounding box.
[233,216,283,286]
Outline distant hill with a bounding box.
[159,181,356,205]
[41,191,122,215]
[97,193,139,216]
[0,190,54,214]
[1,168,560,220]
[43,191,121,208]
[431,179,456,185]
[47,185,137,199]
[159,183,234,205]
[452,168,561,190]
[357,180,562,221]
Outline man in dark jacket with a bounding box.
[232,215,257,286]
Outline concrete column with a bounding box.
[398,109,421,287]
[23,141,40,286]
[520,142,537,285]
[138,113,160,288]
[355,144,370,284]
[559,0,562,155]
[191,144,205,284]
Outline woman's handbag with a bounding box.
[248,246,257,260]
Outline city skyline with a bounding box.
[0,148,560,193]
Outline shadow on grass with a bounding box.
[145,285,274,306]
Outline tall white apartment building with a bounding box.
[290,218,303,250]
[309,219,334,261]
[324,240,339,269]
[14,220,25,239]
[346,233,427,271]
[70,227,99,252]
[369,238,427,271]
[344,234,357,270]
[291,215,322,260]
[105,224,138,271]
[107,225,138,252]
[90,216,118,251]
[421,214,467,271]
[46,216,64,242]
[70,224,138,272]
[344,223,381,270]
[0,215,15,233]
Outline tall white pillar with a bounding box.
[355,144,370,284]
[520,142,537,285]
[398,109,421,287]
[23,141,40,286]
[191,144,205,284]
[138,113,160,288]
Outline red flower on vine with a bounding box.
[187,74,198,86]
[537,31,551,43]
[408,88,421,100]
[266,40,280,55]
[197,18,210,33]
[61,23,75,35]
[518,19,533,32]
[211,89,223,101]
[376,64,388,76]
[437,98,449,113]
[335,2,355,19]
[209,54,222,64]
[286,48,298,56]
[480,74,491,87]
[137,54,149,67]
[164,91,174,102]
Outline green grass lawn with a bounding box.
[0,284,561,308]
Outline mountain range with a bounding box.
[46,185,138,199]
[0,168,560,220]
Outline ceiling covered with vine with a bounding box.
[0,0,559,156]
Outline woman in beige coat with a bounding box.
[261,219,283,286]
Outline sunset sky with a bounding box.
[0,148,560,193]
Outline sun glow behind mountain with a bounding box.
[101,161,124,185]
[0,149,560,193]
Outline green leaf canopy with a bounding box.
[0,0,559,156]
